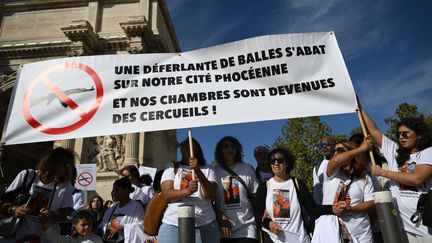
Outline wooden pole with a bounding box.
[188,129,195,180]
[357,107,376,165]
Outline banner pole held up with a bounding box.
[188,129,195,180]
[356,97,376,166]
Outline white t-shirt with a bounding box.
[161,162,217,227]
[312,159,329,205]
[130,184,147,206]
[214,162,259,239]
[265,178,309,243]
[99,199,146,242]
[322,165,374,242]
[381,135,432,237]
[5,169,74,242]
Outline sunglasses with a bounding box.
[397,131,411,139]
[270,158,286,165]
[335,147,346,154]
[319,141,333,148]
[222,143,237,149]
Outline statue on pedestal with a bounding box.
[96,135,125,172]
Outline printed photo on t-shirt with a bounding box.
[273,189,290,219]
[180,170,193,189]
[180,170,198,197]
[27,186,53,219]
[333,181,348,204]
[398,162,418,192]
[222,176,240,209]
[105,214,125,241]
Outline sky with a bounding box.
[166,0,432,167]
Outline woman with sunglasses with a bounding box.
[255,148,334,243]
[158,137,220,243]
[214,136,259,243]
[362,109,432,241]
[322,138,374,242]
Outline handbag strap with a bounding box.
[293,177,312,238]
[46,181,57,209]
[220,165,253,197]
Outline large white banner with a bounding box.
[3,32,357,145]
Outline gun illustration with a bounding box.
[30,86,95,108]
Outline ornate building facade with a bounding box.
[0,0,180,200]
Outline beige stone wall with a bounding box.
[0,7,87,43]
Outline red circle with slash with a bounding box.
[22,62,103,135]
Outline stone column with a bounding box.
[122,133,139,167]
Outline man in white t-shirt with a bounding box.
[313,136,335,204]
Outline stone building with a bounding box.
[0,0,180,200]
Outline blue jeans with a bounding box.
[158,219,220,243]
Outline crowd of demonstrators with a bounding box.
[214,136,259,243]
[255,148,334,243]
[158,137,220,243]
[1,111,431,243]
[313,136,336,205]
[362,109,432,242]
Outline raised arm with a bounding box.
[360,108,383,147]
[327,138,372,177]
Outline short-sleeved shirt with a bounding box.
[265,178,308,243]
[214,162,259,239]
[5,170,74,241]
[99,199,145,242]
[313,159,329,205]
[322,164,374,242]
[381,135,432,237]
[161,162,217,227]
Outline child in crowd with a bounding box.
[39,209,103,243]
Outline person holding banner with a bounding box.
[158,137,220,243]
[361,109,432,241]
[320,138,375,242]
[213,136,259,243]
[0,147,75,242]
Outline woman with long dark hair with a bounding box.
[362,110,432,241]
[255,148,334,243]
[158,137,220,243]
[214,136,259,243]
[320,139,374,242]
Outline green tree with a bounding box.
[384,102,432,140]
[273,117,333,190]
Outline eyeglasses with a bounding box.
[222,143,236,150]
[335,147,346,154]
[270,158,286,165]
[319,141,333,149]
[397,131,411,139]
